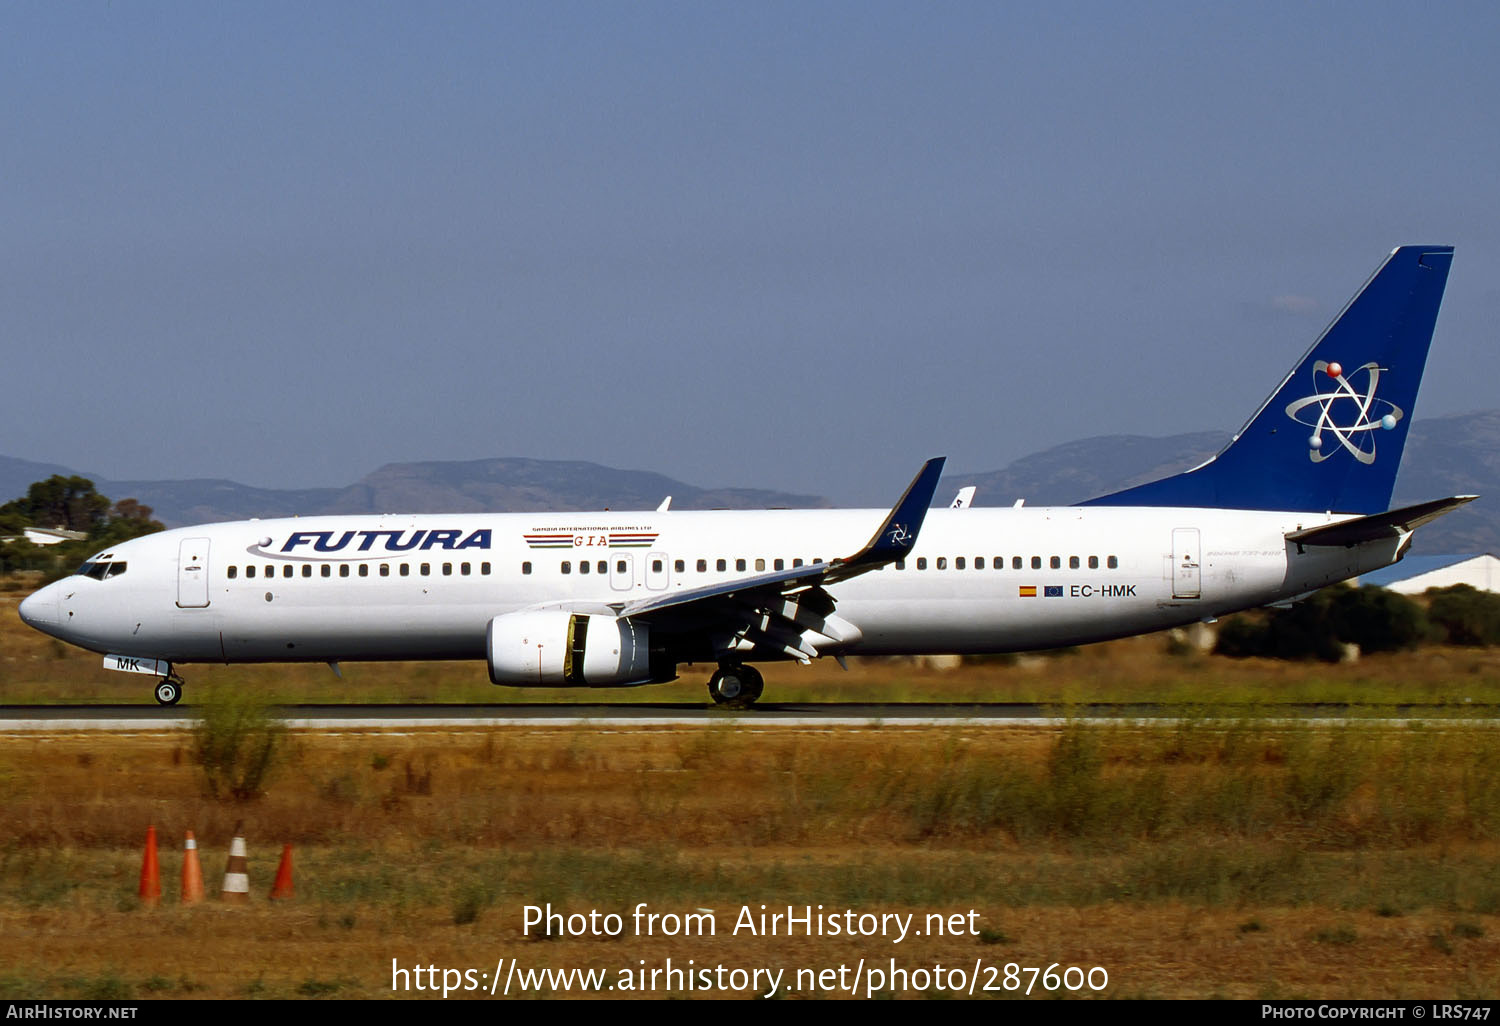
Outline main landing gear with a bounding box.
[154,672,185,707]
[706,664,763,709]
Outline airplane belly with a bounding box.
[216,600,488,662]
[842,588,1177,654]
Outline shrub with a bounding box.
[1214,585,1426,660]
[191,688,286,801]
[1425,585,1500,646]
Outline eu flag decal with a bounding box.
[1044,586,1064,598]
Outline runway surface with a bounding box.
[0,702,1495,731]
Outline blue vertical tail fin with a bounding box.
[1080,245,1454,514]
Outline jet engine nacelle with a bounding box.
[486,610,652,686]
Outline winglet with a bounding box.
[826,457,945,581]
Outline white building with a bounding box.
[1360,553,1500,594]
[0,527,88,547]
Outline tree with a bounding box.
[88,498,165,548]
[1425,584,1500,646]
[1214,584,1427,661]
[0,477,164,577]
[0,476,110,533]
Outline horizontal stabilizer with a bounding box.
[1285,495,1477,547]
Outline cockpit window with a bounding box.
[75,560,127,581]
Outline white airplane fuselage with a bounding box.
[19,504,1397,670]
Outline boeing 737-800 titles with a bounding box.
[18,246,1472,707]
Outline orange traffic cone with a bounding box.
[181,831,205,905]
[269,845,293,901]
[138,825,161,907]
[221,830,249,905]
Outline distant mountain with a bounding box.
[3,410,1493,555]
[0,455,97,505]
[0,456,830,526]
[952,430,1229,508]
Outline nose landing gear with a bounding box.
[706,664,763,708]
[154,672,185,707]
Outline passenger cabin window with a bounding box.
[937,557,947,570]
[561,561,571,574]
[755,558,765,571]
[1050,556,1061,569]
[616,560,627,574]
[674,559,684,573]
[247,566,256,579]
[461,563,471,576]
[975,557,984,569]
[1030,556,1041,570]
[774,558,784,571]
[579,560,590,575]
[522,562,532,575]
[1013,556,1023,570]
[697,559,707,572]
[227,566,237,580]
[302,565,312,577]
[1069,556,1080,569]
[652,559,664,573]
[716,559,727,572]
[380,564,390,577]
[596,561,606,574]
[420,563,431,576]
[401,564,411,577]
[736,559,747,572]
[917,557,927,570]
[1088,556,1099,569]
[339,564,350,578]
[321,565,332,578]
[442,563,452,576]
[1108,555,1119,569]
[359,564,369,577]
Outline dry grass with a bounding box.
[1,723,1499,999]
[7,587,1500,998]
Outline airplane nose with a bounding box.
[18,586,57,627]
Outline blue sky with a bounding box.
[4,3,1497,504]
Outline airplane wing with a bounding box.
[603,457,946,662]
[1284,495,1477,547]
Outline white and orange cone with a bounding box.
[181,831,205,905]
[221,832,249,905]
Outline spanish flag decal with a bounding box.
[1018,586,1037,598]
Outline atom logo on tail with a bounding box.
[1284,360,1402,465]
